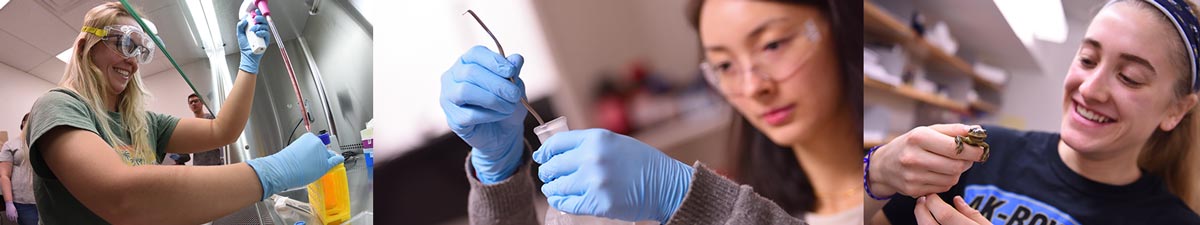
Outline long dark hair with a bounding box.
[686,0,863,214]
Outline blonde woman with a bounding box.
[864,0,1200,224]
[24,2,343,224]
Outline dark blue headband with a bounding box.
[1148,0,1200,92]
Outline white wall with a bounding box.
[0,63,56,142]
[373,0,702,162]
[375,0,562,161]
[991,18,1090,132]
[530,0,701,127]
[141,60,212,120]
[0,58,210,143]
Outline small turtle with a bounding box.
[955,126,990,162]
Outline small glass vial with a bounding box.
[534,117,634,225]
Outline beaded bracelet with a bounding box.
[864,145,893,200]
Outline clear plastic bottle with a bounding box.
[308,131,351,225]
[535,117,634,225]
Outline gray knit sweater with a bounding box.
[465,157,806,225]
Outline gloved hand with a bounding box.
[247,133,344,200]
[533,129,695,223]
[439,45,526,184]
[4,201,15,222]
[237,9,270,74]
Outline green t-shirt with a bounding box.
[25,89,179,224]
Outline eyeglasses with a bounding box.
[82,25,156,64]
[701,20,821,96]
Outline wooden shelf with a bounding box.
[864,76,969,114]
[970,100,999,113]
[863,1,1003,91]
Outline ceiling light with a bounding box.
[994,0,1068,45]
[56,48,72,63]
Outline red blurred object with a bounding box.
[595,94,630,134]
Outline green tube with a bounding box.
[119,0,215,116]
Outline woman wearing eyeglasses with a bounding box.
[22,2,343,224]
[438,0,861,224]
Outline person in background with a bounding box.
[163,153,189,165]
[0,113,38,225]
[24,2,342,224]
[187,93,224,166]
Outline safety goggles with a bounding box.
[81,25,156,64]
[700,19,821,97]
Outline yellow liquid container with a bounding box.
[308,163,350,225]
[309,132,351,225]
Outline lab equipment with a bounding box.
[268,194,316,225]
[117,0,215,117]
[534,129,693,224]
[236,10,270,74]
[361,120,374,181]
[532,118,631,225]
[246,133,345,200]
[308,132,352,225]
[242,0,316,132]
[464,10,547,125]
[80,25,156,64]
[239,0,268,55]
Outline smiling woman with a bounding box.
[866,0,1200,224]
[20,2,343,224]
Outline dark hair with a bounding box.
[20,113,29,130]
[187,93,199,100]
[686,0,863,214]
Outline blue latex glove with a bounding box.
[4,201,15,222]
[533,129,695,223]
[440,46,526,184]
[246,133,344,200]
[237,9,270,74]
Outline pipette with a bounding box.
[245,0,314,132]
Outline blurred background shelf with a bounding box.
[864,2,1003,91]
[864,76,968,114]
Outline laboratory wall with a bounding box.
[527,0,732,170]
[232,0,373,161]
[0,63,55,141]
[992,18,1091,132]
[375,0,737,224]
[373,0,564,162]
[141,60,212,119]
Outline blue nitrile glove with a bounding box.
[4,201,15,222]
[533,129,695,223]
[237,9,270,74]
[440,45,527,184]
[246,133,344,200]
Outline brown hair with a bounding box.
[20,113,28,131]
[1106,0,1200,213]
[686,0,863,213]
